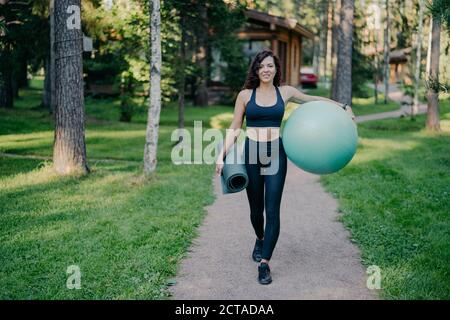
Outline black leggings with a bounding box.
[244,136,288,261]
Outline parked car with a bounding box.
[300,66,318,88]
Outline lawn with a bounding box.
[320,98,450,299]
[0,80,221,299]
[1,79,449,299]
[305,84,400,116]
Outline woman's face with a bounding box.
[258,56,276,84]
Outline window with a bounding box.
[242,40,272,64]
[210,47,228,82]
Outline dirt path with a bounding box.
[357,83,428,123]
[169,161,378,299]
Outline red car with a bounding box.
[300,67,318,88]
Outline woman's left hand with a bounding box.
[346,106,356,122]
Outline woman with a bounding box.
[215,50,355,285]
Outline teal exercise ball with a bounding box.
[282,101,358,175]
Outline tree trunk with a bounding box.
[12,60,27,98]
[177,10,186,144]
[12,71,19,99]
[0,73,6,108]
[335,0,354,105]
[42,55,52,109]
[319,0,330,81]
[0,68,13,108]
[330,0,341,100]
[426,16,441,132]
[325,0,333,86]
[383,0,390,104]
[53,0,89,174]
[144,0,162,174]
[194,0,208,107]
[49,0,56,114]
[426,16,432,76]
[17,59,28,89]
[21,62,28,88]
[321,0,330,82]
[371,29,379,104]
[313,36,320,77]
[412,0,424,117]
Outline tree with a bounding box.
[413,0,425,117]
[0,0,50,109]
[366,1,382,104]
[425,0,450,131]
[335,0,354,105]
[177,9,186,144]
[0,0,29,108]
[383,0,390,104]
[352,2,375,98]
[312,0,330,80]
[144,0,161,174]
[48,0,56,113]
[53,0,89,174]
[330,0,341,100]
[426,12,441,131]
[193,0,209,107]
[207,0,247,99]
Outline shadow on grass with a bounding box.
[0,156,215,299]
[0,157,46,179]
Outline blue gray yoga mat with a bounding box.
[217,140,248,194]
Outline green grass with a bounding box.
[351,85,400,116]
[0,159,214,299]
[305,83,400,116]
[320,98,450,299]
[0,79,223,299]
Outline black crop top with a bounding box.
[245,86,285,127]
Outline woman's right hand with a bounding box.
[215,159,224,177]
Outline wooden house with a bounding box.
[208,9,315,103]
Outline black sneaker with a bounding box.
[252,238,264,262]
[258,262,272,285]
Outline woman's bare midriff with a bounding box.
[246,127,280,142]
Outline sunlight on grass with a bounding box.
[353,137,420,164]
[6,220,75,244]
[87,129,146,139]
[353,94,386,106]
[209,113,234,129]
[0,131,53,152]
[440,119,450,131]
[351,119,449,165]
[0,162,59,190]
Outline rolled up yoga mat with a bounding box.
[216,139,248,194]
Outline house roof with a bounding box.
[244,9,315,39]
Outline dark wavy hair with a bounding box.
[242,49,282,90]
